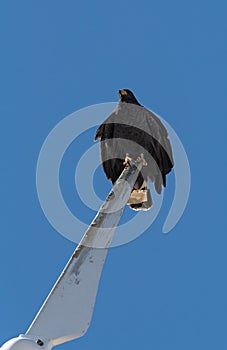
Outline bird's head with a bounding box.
[118,89,141,105]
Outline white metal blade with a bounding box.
[25,160,143,348]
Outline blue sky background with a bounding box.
[0,1,226,349]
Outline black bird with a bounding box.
[94,89,174,210]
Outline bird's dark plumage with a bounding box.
[95,89,174,210]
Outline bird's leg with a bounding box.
[123,153,133,165]
[137,153,147,167]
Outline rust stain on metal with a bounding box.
[70,246,93,278]
[72,244,84,259]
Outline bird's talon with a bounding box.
[137,153,147,166]
[123,154,132,165]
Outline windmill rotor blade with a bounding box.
[24,160,143,348]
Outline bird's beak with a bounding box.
[119,89,127,96]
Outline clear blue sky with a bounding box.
[0,1,226,349]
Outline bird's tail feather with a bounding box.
[128,182,152,211]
